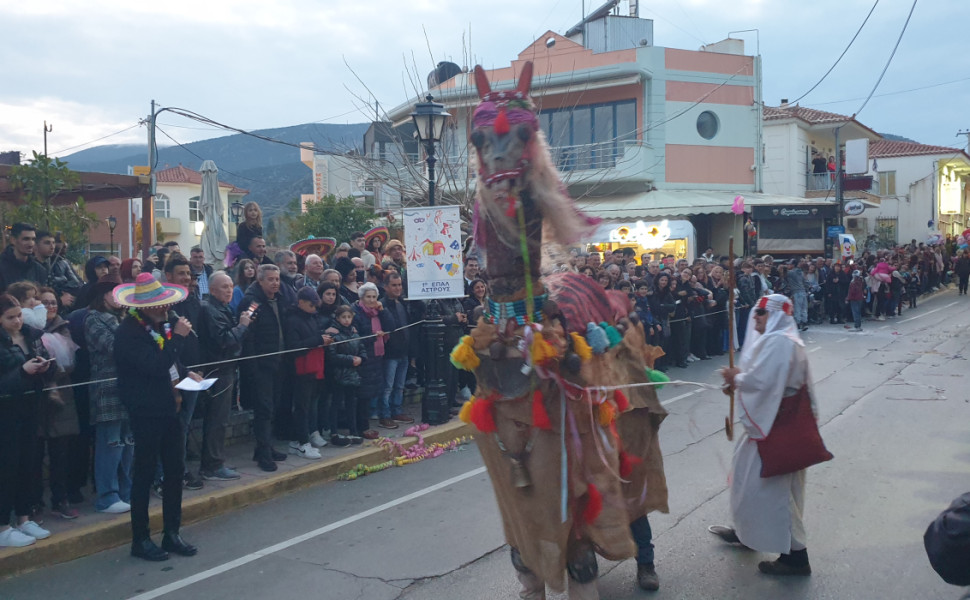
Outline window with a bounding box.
[538,99,637,170]
[696,111,719,140]
[878,171,896,196]
[189,196,202,222]
[154,194,170,218]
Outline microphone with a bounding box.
[168,309,198,337]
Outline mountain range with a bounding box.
[59,122,370,217]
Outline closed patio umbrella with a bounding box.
[199,160,229,266]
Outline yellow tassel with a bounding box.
[598,401,615,427]
[570,332,593,362]
[450,335,480,371]
[458,398,475,424]
[531,336,558,364]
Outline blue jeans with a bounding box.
[94,420,133,511]
[850,300,863,329]
[793,291,808,324]
[379,358,409,419]
[630,515,654,565]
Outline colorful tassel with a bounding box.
[599,321,622,347]
[458,398,474,424]
[598,401,615,427]
[450,335,480,371]
[570,331,592,361]
[614,389,630,412]
[531,335,557,365]
[618,451,642,479]
[645,367,670,390]
[585,322,609,355]
[532,389,552,429]
[494,108,510,135]
[505,196,517,218]
[468,397,496,433]
[581,484,603,524]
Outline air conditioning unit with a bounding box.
[846,217,867,230]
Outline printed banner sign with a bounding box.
[838,233,857,259]
[403,205,464,299]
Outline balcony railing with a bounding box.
[807,172,836,191]
[550,139,633,172]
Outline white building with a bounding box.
[153,165,248,252]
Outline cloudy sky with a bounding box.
[2,0,965,158]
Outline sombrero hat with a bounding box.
[112,272,187,308]
[364,226,389,248]
[291,237,336,257]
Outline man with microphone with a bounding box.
[163,253,205,491]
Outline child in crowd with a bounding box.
[633,281,660,347]
[284,287,331,459]
[325,305,366,447]
[906,265,921,308]
[226,202,263,267]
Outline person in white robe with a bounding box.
[711,293,816,576]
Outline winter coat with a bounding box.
[199,297,248,364]
[284,308,326,359]
[847,277,865,302]
[41,316,80,438]
[41,255,83,295]
[239,283,286,367]
[84,309,127,424]
[381,296,411,359]
[737,273,757,308]
[352,302,391,399]
[325,322,366,388]
[0,245,48,293]
[0,324,52,418]
[114,314,187,419]
[824,270,846,299]
[177,292,203,367]
[955,256,970,277]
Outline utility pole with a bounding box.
[834,125,843,229]
[957,129,970,153]
[142,99,158,261]
[43,121,52,157]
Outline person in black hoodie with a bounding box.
[314,282,340,439]
[649,273,676,371]
[239,264,288,472]
[197,272,250,481]
[112,274,198,562]
[284,287,331,460]
[823,263,846,324]
[326,305,366,446]
[0,224,48,294]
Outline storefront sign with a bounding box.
[403,205,464,299]
[752,204,838,219]
[843,200,866,216]
[608,220,671,249]
[827,225,845,238]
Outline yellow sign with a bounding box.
[132,166,150,176]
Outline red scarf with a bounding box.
[360,303,385,357]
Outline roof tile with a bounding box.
[155,165,248,195]
[869,139,964,159]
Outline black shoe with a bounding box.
[676,362,688,368]
[132,538,169,562]
[330,434,351,447]
[257,458,277,472]
[699,355,711,360]
[183,472,204,491]
[162,532,198,557]
[758,558,811,576]
[708,525,742,544]
[270,449,287,462]
[636,563,659,591]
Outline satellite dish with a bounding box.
[545,37,556,48]
[427,62,463,88]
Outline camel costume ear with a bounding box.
[474,65,491,99]
[516,62,534,95]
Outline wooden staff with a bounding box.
[725,237,736,441]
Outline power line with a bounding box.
[49,123,141,156]
[790,0,879,105]
[854,0,918,117]
[811,76,970,106]
[153,126,271,185]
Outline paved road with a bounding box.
[4,290,969,600]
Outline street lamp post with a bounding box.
[411,95,452,425]
[230,201,243,226]
[107,215,117,257]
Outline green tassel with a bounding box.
[600,321,622,347]
[645,367,670,390]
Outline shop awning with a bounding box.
[576,190,839,221]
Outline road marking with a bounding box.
[128,466,489,600]
[662,390,699,406]
[835,337,848,343]
[807,346,822,353]
[878,325,889,330]
[898,301,959,324]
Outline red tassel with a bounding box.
[505,196,517,217]
[469,398,497,433]
[619,451,642,479]
[581,484,602,524]
[494,108,510,135]
[532,389,552,430]
[614,389,630,412]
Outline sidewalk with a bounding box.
[0,402,473,579]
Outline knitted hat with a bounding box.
[333,256,355,279]
[297,286,321,305]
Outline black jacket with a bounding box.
[239,283,285,366]
[174,292,202,367]
[113,314,187,418]
[352,302,392,398]
[199,298,248,363]
[0,245,48,293]
[41,255,83,294]
[0,324,51,413]
[381,296,410,359]
[284,308,325,357]
[325,322,366,388]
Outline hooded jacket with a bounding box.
[0,245,49,293]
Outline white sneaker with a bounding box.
[97,500,131,514]
[309,431,328,448]
[687,354,699,363]
[292,443,321,460]
[17,520,50,540]
[0,527,36,547]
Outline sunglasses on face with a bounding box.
[754,308,768,316]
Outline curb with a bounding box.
[0,420,474,579]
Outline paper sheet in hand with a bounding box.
[175,377,218,391]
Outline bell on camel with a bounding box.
[509,456,533,489]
